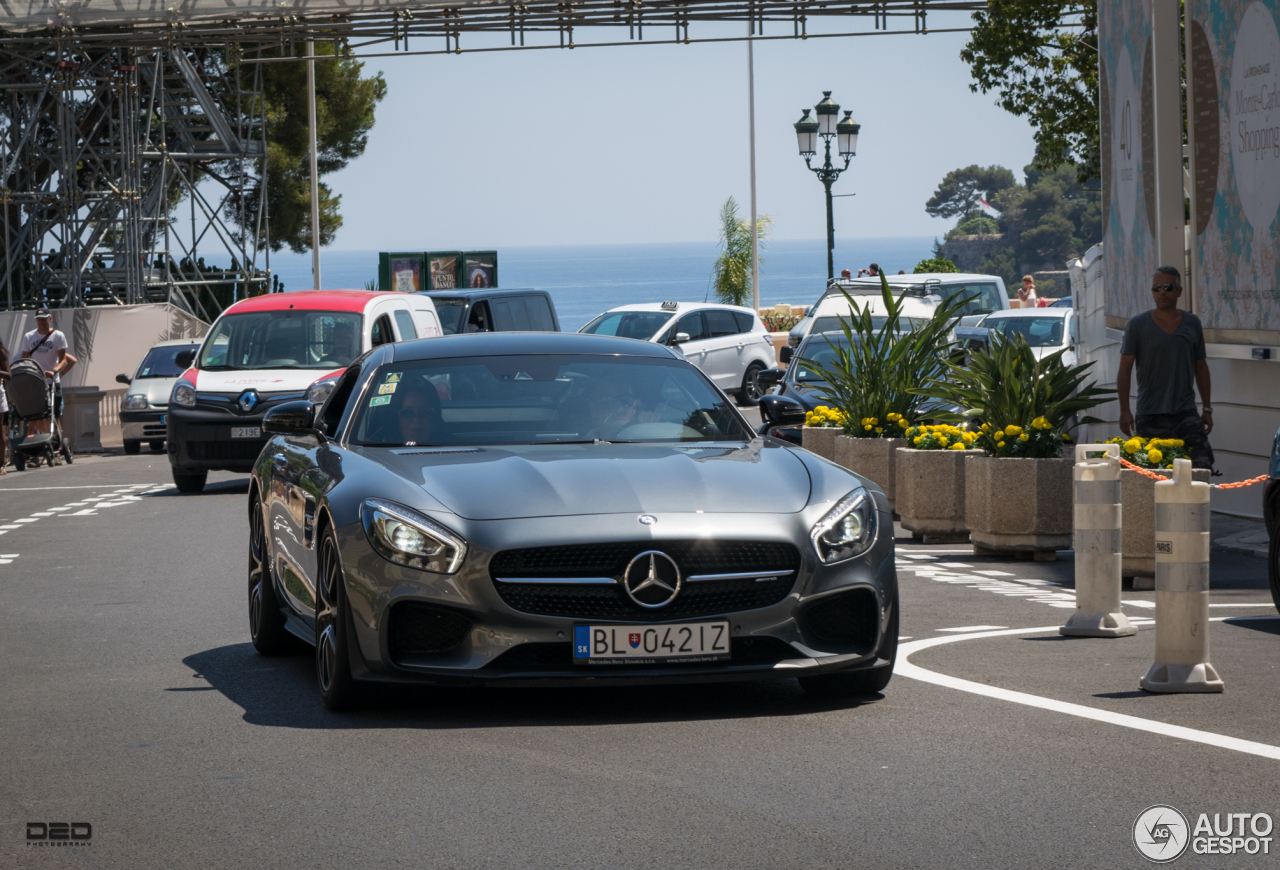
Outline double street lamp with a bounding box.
[794,92,861,281]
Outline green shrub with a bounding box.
[913,257,960,274]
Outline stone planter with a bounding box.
[834,436,906,511]
[1122,466,1212,589]
[965,453,1073,558]
[896,448,968,542]
[801,426,839,462]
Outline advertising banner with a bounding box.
[1098,0,1156,322]
[428,253,460,290]
[1187,0,1280,339]
[462,252,497,289]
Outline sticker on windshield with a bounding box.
[377,383,397,395]
[383,372,401,384]
[370,395,391,407]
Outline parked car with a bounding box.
[1266,427,1280,612]
[421,288,560,334]
[788,273,1011,348]
[579,302,776,405]
[115,338,203,455]
[974,307,1077,365]
[248,331,897,709]
[166,290,443,493]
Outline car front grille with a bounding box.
[490,540,801,621]
[482,636,803,673]
[186,440,266,461]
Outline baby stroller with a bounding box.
[4,357,73,470]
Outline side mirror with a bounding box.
[263,400,317,436]
[174,348,196,369]
[115,373,132,386]
[756,368,785,388]
[779,345,793,365]
[759,393,807,427]
[671,332,691,345]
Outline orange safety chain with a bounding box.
[1116,457,1270,490]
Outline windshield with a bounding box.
[983,316,1066,348]
[794,337,853,382]
[134,345,195,379]
[350,354,749,446]
[199,311,363,371]
[579,311,674,341]
[811,315,927,334]
[432,299,468,335]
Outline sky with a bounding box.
[299,12,1037,250]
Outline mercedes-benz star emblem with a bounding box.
[638,514,657,525]
[622,550,681,609]
[238,390,258,413]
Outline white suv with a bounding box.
[579,302,776,405]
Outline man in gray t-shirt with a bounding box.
[1117,265,1214,468]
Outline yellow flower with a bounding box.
[949,442,966,451]
[1006,425,1023,436]
[886,412,899,422]
[1123,438,1142,454]
[875,427,884,434]
[1147,448,1163,464]
[1170,439,1184,448]
[913,436,923,445]
[962,432,976,444]
[1019,433,1029,442]
[864,425,872,431]
[937,436,948,447]
[1031,416,1050,430]
[898,418,910,428]
[996,440,1006,451]
[980,422,990,432]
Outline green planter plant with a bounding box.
[915,334,1115,555]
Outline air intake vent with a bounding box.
[388,602,471,655]
[798,589,879,654]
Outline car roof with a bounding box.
[223,290,385,315]
[595,302,755,315]
[421,288,543,300]
[813,295,935,316]
[841,273,1002,286]
[389,331,683,362]
[150,337,203,348]
[983,308,1070,319]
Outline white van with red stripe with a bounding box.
[165,290,441,493]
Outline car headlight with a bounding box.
[171,381,196,408]
[122,394,149,410]
[361,498,467,574]
[306,378,337,405]
[810,487,878,564]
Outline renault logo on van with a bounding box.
[238,390,259,413]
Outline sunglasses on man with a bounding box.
[1151,284,1179,293]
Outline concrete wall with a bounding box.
[941,234,1006,273]
[1,303,208,449]
[1070,244,1274,518]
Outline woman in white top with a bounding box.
[1017,275,1038,309]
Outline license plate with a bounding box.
[573,621,730,664]
[159,415,165,424]
[230,426,261,439]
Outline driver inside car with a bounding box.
[582,373,661,441]
[395,378,442,445]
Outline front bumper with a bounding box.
[333,506,897,687]
[120,409,167,442]
[167,404,270,473]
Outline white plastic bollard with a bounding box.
[1140,458,1223,693]
[1061,444,1135,637]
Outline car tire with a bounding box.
[149,440,165,453]
[316,525,365,711]
[124,440,142,455]
[799,597,899,697]
[172,468,207,493]
[738,362,767,406]
[248,493,303,656]
[1269,523,1280,614]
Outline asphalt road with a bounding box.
[2,453,1277,869]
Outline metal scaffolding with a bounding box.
[0,39,270,315]
[0,0,985,314]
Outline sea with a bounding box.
[265,236,937,333]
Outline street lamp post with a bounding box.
[794,92,860,281]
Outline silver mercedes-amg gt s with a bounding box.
[248,332,897,709]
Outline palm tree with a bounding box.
[711,196,772,307]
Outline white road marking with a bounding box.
[938,562,974,568]
[1209,603,1277,607]
[14,518,38,524]
[0,525,19,530]
[67,510,97,516]
[30,512,54,517]
[896,626,1280,761]
[974,570,1016,577]
[938,625,1008,632]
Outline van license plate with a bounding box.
[231,426,261,439]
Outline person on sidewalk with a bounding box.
[1017,275,1038,308]
[20,307,75,439]
[1117,265,1214,469]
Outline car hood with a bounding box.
[188,367,343,394]
[126,376,181,408]
[362,441,813,520]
